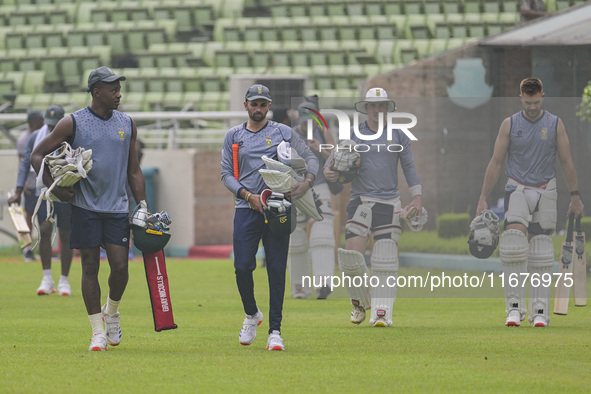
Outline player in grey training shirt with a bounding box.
[221,84,318,351]
[476,77,583,328]
[324,88,424,327]
[31,67,147,351]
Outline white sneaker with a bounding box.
[101,304,121,346]
[370,309,392,327]
[37,277,55,295]
[88,333,108,351]
[350,302,366,325]
[239,310,263,346]
[58,278,71,296]
[533,316,549,327]
[266,330,285,351]
[505,310,522,327]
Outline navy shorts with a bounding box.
[37,201,72,230]
[70,205,130,249]
[24,187,36,214]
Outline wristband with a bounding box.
[244,192,252,202]
[409,185,422,197]
[570,190,580,197]
[305,179,314,188]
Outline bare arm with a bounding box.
[127,121,147,207]
[476,117,511,216]
[556,118,584,218]
[30,117,75,202]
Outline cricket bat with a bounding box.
[143,250,177,331]
[7,193,32,249]
[573,217,587,307]
[554,213,575,315]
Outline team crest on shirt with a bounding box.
[266,136,272,147]
[540,127,548,140]
[118,128,125,141]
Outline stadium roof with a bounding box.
[481,2,591,46]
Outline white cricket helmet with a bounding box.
[354,87,396,114]
[468,210,500,259]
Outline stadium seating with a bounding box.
[1,0,588,127]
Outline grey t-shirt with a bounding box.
[221,120,319,209]
[69,107,133,213]
[505,110,558,190]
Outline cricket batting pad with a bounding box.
[143,250,178,331]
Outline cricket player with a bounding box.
[475,77,583,327]
[289,100,339,299]
[221,84,318,351]
[31,66,147,351]
[8,105,73,296]
[324,87,424,327]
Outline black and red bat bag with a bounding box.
[143,250,178,331]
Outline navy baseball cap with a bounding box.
[26,109,43,123]
[44,104,65,126]
[87,66,126,92]
[245,84,272,102]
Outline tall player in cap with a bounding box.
[324,87,424,327]
[8,105,74,296]
[475,77,583,327]
[221,84,318,350]
[31,66,147,351]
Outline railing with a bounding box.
[0,111,250,150]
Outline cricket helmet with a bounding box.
[130,212,172,253]
[260,189,296,237]
[468,210,500,259]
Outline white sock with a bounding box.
[59,275,68,283]
[43,269,52,279]
[106,295,120,316]
[89,313,105,335]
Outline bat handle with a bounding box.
[566,213,575,243]
[575,216,582,233]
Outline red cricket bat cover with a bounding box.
[143,250,178,331]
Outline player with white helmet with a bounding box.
[475,77,583,328]
[324,87,425,327]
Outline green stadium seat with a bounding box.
[339,25,357,41]
[327,3,346,16]
[428,38,447,55]
[270,4,288,18]
[251,51,271,68]
[127,78,147,93]
[32,93,54,108]
[423,0,441,14]
[39,57,60,84]
[463,0,481,13]
[5,33,23,50]
[346,3,363,17]
[404,1,422,15]
[384,2,403,15]
[365,1,383,15]
[19,57,37,72]
[319,25,339,41]
[309,3,326,17]
[483,1,501,13]
[358,26,376,40]
[0,78,15,98]
[442,0,461,14]
[106,30,126,56]
[290,3,307,17]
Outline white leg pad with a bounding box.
[288,220,311,298]
[499,229,529,318]
[527,234,554,323]
[338,248,371,309]
[309,215,336,285]
[369,239,399,325]
[531,186,557,233]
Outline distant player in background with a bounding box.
[324,87,424,327]
[289,99,340,299]
[15,109,44,261]
[221,84,318,351]
[475,77,583,327]
[31,67,147,351]
[8,105,73,296]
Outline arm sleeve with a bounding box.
[16,132,36,188]
[290,128,319,178]
[398,131,420,187]
[220,129,243,196]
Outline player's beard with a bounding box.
[525,108,541,120]
[248,110,266,122]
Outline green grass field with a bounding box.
[1,255,590,393]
